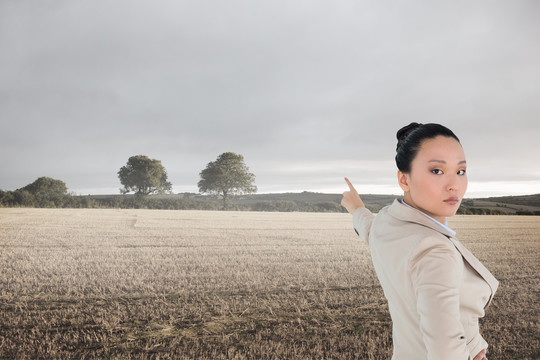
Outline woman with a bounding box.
[341,123,498,360]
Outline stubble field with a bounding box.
[0,208,538,359]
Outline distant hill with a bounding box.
[82,192,540,215]
[230,192,399,212]
[480,194,540,207]
[231,192,540,215]
[460,194,540,215]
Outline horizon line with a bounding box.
[74,191,539,199]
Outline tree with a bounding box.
[0,190,15,207]
[198,152,257,209]
[19,176,68,207]
[118,155,172,195]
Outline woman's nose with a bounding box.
[447,175,458,191]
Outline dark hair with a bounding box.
[395,122,460,173]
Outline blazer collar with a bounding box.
[387,199,499,306]
[387,199,456,238]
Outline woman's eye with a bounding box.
[431,169,443,175]
[457,169,467,175]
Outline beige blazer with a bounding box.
[353,199,499,360]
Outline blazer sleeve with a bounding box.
[352,207,375,245]
[409,239,470,360]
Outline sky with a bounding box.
[1,0,539,198]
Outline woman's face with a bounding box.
[398,135,468,224]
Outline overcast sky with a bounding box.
[1,1,539,198]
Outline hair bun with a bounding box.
[397,122,422,141]
[396,122,422,151]
[395,122,460,173]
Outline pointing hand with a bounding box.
[341,177,365,214]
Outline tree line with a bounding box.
[0,192,346,213]
[117,152,256,209]
[1,152,537,214]
[0,150,344,212]
[0,152,259,210]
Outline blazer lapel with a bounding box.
[388,199,499,307]
[447,237,499,307]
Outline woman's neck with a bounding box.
[402,193,446,224]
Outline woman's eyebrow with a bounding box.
[428,159,467,164]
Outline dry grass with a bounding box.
[0,208,538,359]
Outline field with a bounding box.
[0,208,538,359]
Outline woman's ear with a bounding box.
[397,170,410,192]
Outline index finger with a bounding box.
[344,177,357,192]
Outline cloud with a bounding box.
[1,0,539,196]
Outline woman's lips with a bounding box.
[444,197,459,205]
